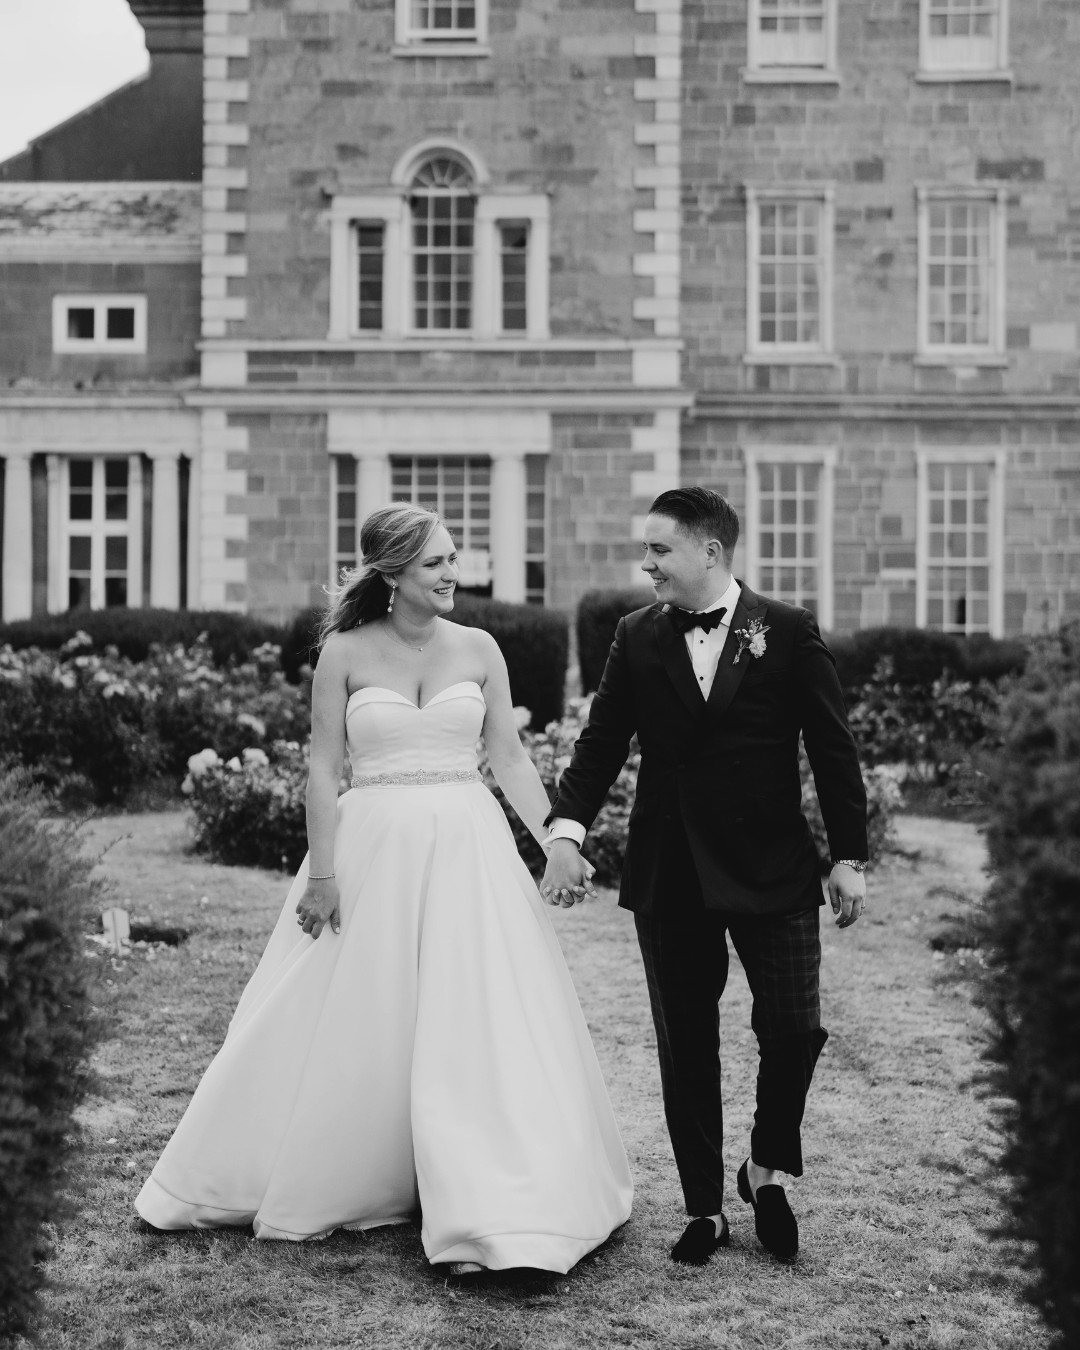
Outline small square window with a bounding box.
[52,295,147,354]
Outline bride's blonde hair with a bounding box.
[318,503,443,647]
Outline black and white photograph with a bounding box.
[1,1,1077,1346]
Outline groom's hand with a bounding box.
[540,839,597,908]
[829,864,866,928]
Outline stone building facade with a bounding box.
[1,0,1078,636]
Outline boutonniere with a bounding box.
[732,618,770,665]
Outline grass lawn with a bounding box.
[16,810,1046,1350]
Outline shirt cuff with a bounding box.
[543,818,588,851]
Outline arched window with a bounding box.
[409,156,475,331]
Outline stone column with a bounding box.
[490,452,527,603]
[149,449,182,609]
[1,451,33,621]
[355,450,391,528]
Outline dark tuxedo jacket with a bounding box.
[548,584,868,917]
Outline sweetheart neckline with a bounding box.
[345,680,484,713]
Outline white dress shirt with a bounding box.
[546,577,742,851]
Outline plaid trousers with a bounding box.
[635,904,829,1218]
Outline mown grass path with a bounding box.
[20,812,1046,1350]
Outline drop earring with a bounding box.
[387,581,396,614]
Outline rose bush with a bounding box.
[184,741,312,872]
[185,695,902,886]
[0,633,310,805]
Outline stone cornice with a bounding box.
[692,393,1080,421]
[183,388,693,411]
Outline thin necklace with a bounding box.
[385,622,437,652]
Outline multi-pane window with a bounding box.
[396,0,487,46]
[747,191,833,355]
[744,448,834,627]
[52,295,147,354]
[328,154,548,340]
[919,459,1000,635]
[356,225,384,331]
[64,458,134,610]
[410,157,475,332]
[757,462,822,612]
[749,0,833,70]
[920,0,1008,75]
[391,456,492,590]
[331,457,359,581]
[524,454,547,605]
[918,191,1005,357]
[499,223,529,333]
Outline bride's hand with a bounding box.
[296,878,341,939]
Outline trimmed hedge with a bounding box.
[977,623,1080,1350]
[576,588,656,693]
[286,594,570,730]
[0,608,288,670]
[826,625,1027,694]
[0,763,99,1339]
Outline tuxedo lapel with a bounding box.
[653,606,708,719]
[706,585,769,722]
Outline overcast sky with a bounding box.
[0,0,149,165]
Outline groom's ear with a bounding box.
[703,537,724,568]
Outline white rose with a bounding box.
[186,748,221,779]
[242,747,270,767]
[226,757,242,772]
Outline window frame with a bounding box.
[745,186,835,362]
[52,295,148,355]
[916,186,1007,364]
[394,0,490,55]
[327,189,549,341]
[917,0,1011,81]
[745,0,839,83]
[915,447,1005,637]
[742,445,835,631]
[57,454,144,612]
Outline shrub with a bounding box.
[184,743,311,872]
[0,634,310,805]
[846,657,1001,777]
[0,608,287,670]
[576,588,655,693]
[826,625,1026,696]
[976,622,1080,1349]
[0,763,99,1339]
[291,593,570,730]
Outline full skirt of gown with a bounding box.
[135,682,633,1272]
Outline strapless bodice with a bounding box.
[344,681,485,781]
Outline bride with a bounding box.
[135,503,633,1274]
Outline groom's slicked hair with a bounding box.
[649,487,740,562]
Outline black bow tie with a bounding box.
[669,606,727,635]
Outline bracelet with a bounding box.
[832,859,867,874]
[308,872,336,881]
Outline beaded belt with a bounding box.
[349,768,481,789]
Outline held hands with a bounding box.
[540,839,598,908]
[828,863,866,929]
[296,876,340,939]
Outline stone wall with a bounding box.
[234,0,649,343]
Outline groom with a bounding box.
[540,486,867,1266]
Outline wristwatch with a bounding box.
[832,858,867,873]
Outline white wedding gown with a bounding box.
[136,681,633,1271]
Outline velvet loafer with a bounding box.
[737,1159,798,1262]
[670,1213,731,1265]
